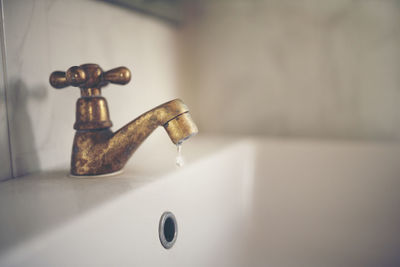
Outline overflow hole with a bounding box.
[159,211,178,249]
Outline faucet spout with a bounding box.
[71,99,198,176]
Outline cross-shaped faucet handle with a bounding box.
[49,63,131,96]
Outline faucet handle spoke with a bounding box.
[66,66,88,87]
[49,71,69,89]
[104,67,131,85]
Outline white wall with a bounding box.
[2,0,180,177]
[0,1,12,180]
[179,0,400,140]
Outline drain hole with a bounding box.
[164,217,175,242]
[159,211,178,249]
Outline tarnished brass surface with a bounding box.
[165,112,198,144]
[49,64,131,91]
[74,97,112,130]
[49,64,198,176]
[71,99,197,176]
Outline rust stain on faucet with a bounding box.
[50,63,198,176]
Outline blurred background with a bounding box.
[179,0,400,139]
[0,0,399,179]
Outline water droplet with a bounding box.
[176,144,184,167]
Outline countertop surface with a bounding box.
[1,135,399,257]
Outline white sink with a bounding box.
[0,136,399,267]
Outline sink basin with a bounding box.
[0,136,399,266]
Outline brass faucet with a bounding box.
[49,63,198,176]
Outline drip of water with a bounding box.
[176,144,184,167]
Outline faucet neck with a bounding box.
[73,95,113,130]
[80,87,101,97]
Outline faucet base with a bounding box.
[69,169,124,178]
